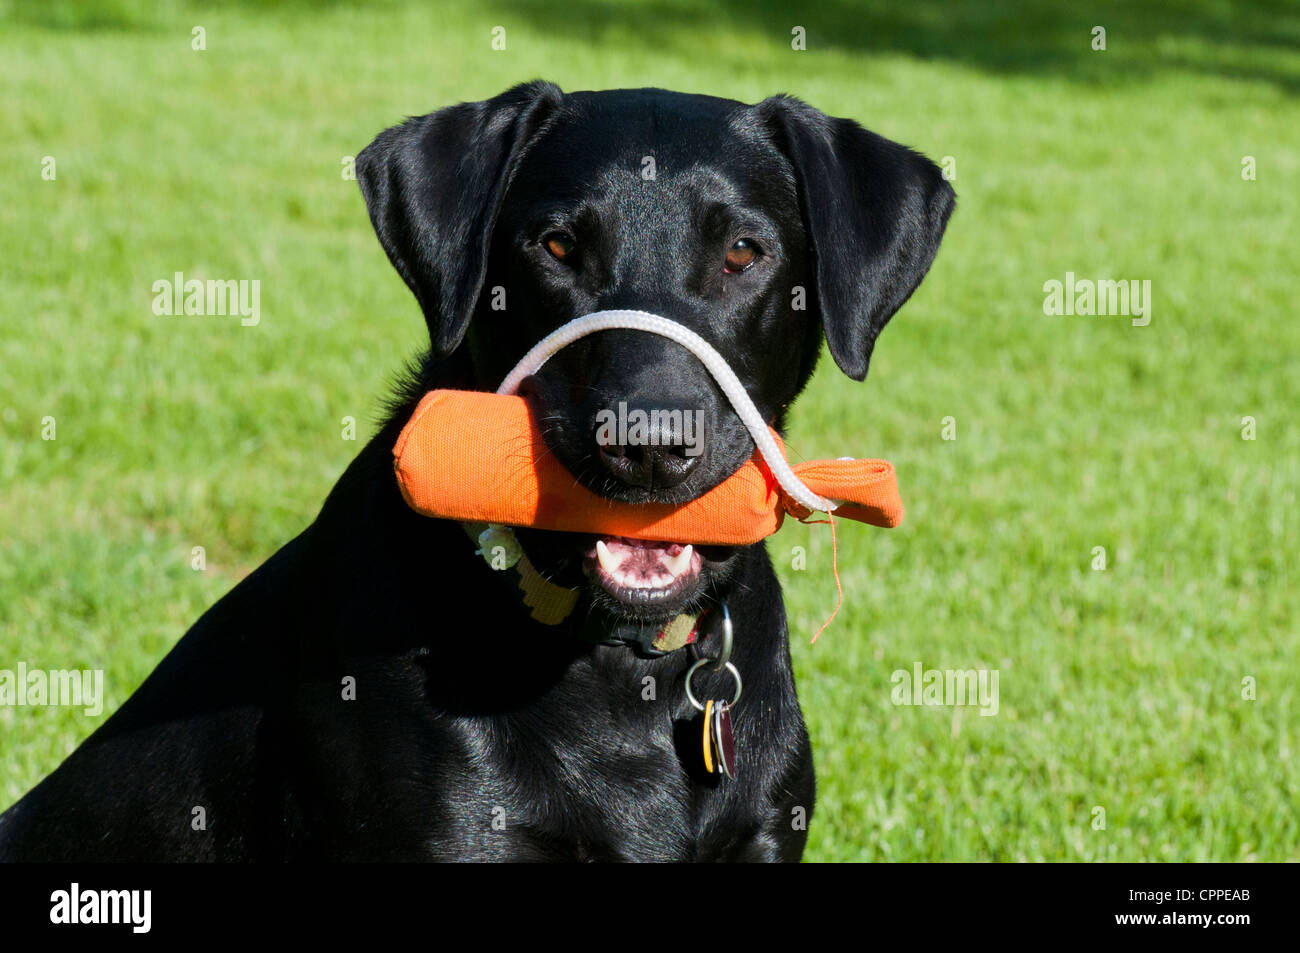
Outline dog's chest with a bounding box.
[413,655,753,861]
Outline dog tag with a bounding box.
[702,699,716,774]
[711,700,737,780]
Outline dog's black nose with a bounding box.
[595,404,704,490]
[599,442,700,490]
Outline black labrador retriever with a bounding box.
[0,83,953,862]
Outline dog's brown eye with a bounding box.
[544,232,575,262]
[724,239,759,273]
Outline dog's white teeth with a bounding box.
[595,539,620,574]
[664,545,693,578]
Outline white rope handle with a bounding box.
[496,310,835,513]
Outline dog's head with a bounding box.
[358,82,954,626]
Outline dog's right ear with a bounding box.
[356,81,563,356]
[757,95,955,382]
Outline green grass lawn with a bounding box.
[2,0,1297,861]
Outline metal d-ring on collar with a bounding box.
[684,602,743,711]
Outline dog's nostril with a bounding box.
[598,441,701,491]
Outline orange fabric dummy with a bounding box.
[393,389,903,547]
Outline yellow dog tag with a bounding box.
[703,699,716,774]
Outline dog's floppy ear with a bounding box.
[759,95,955,381]
[357,81,563,356]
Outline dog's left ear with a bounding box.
[356,81,563,356]
[758,96,956,381]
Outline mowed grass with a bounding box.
[1,0,1297,861]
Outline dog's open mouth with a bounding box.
[583,536,703,607]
